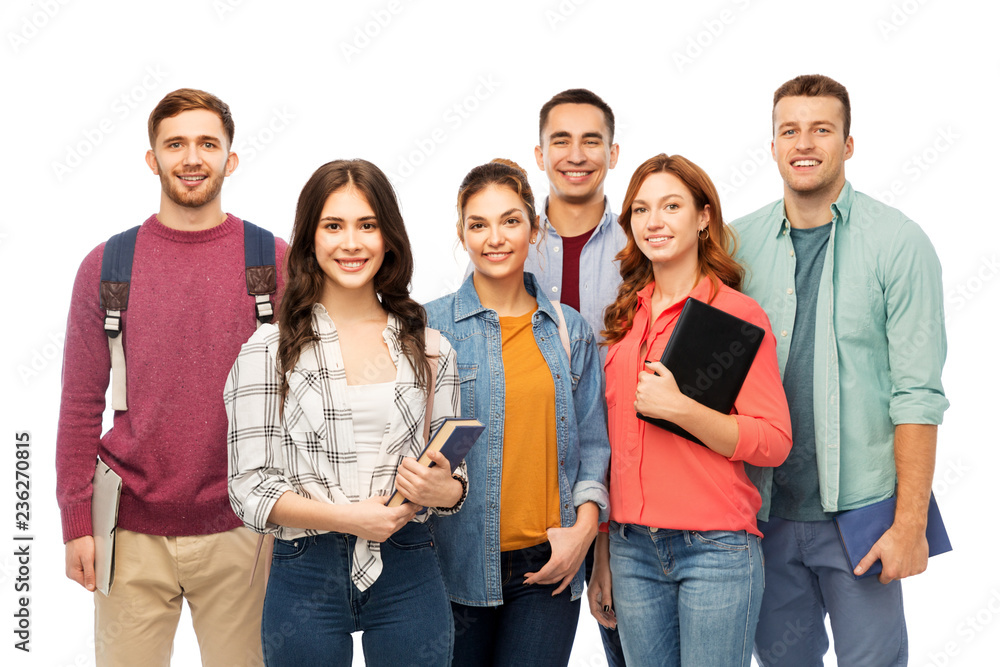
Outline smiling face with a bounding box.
[535,103,619,206]
[313,186,385,298]
[461,184,535,285]
[630,171,709,269]
[772,95,854,200]
[145,108,236,209]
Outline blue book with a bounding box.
[385,418,484,507]
[834,493,952,579]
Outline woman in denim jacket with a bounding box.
[424,159,610,666]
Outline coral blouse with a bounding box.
[604,277,792,537]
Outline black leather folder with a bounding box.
[637,297,765,446]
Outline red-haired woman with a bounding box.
[587,154,792,667]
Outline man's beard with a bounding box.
[158,162,225,209]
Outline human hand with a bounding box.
[855,521,929,584]
[394,450,462,508]
[65,535,96,591]
[347,495,421,542]
[523,504,598,595]
[587,533,616,629]
[634,360,687,421]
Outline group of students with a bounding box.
[58,77,948,667]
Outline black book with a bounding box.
[637,297,765,446]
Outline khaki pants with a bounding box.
[94,526,266,667]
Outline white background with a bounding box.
[2,1,997,665]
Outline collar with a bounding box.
[452,272,560,325]
[637,274,715,314]
[540,196,614,238]
[774,181,855,238]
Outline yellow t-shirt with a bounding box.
[499,309,561,551]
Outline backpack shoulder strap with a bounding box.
[99,226,140,411]
[551,301,572,362]
[423,328,441,444]
[243,219,277,326]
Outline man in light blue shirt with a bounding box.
[528,89,624,349]
[530,88,626,667]
[733,74,948,666]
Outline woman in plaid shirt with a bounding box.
[225,160,467,666]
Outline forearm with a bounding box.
[893,423,937,531]
[574,500,599,536]
[266,490,350,534]
[670,396,740,458]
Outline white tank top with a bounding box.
[347,381,394,493]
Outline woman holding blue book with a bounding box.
[587,154,792,667]
[225,159,466,666]
[424,159,610,666]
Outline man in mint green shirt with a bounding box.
[733,74,948,666]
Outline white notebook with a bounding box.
[92,458,122,596]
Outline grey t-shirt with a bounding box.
[770,222,837,522]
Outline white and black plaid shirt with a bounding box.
[225,304,463,590]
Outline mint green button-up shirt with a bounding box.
[732,182,948,517]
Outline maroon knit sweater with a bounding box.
[56,213,288,543]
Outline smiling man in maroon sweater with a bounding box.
[56,89,287,667]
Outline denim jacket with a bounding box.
[424,273,610,606]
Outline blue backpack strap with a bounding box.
[99,225,140,411]
[243,219,277,325]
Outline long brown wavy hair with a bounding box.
[602,154,743,346]
[277,159,431,402]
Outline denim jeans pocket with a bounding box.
[386,523,434,551]
[271,536,310,561]
[691,530,749,551]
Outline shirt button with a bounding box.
[780,330,788,337]
[790,250,795,256]
[787,288,793,295]
[554,246,560,253]
[551,287,558,293]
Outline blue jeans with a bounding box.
[452,541,581,666]
[754,517,906,666]
[609,521,763,667]
[260,522,453,667]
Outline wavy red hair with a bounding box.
[602,154,743,346]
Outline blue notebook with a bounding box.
[385,418,484,508]
[834,493,952,579]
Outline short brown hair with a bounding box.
[772,74,851,138]
[147,88,235,148]
[539,88,615,144]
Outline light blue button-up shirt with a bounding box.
[732,182,949,516]
[524,196,626,346]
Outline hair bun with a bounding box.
[490,158,528,178]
